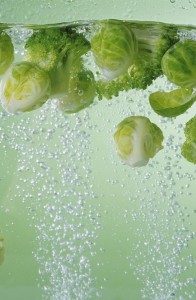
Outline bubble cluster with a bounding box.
[110,96,196,299]
[0,101,103,299]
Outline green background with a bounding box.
[1,0,196,24]
[0,1,196,300]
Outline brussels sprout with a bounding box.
[161,39,196,88]
[181,140,196,164]
[114,116,164,167]
[58,69,96,114]
[0,234,5,265]
[0,61,51,114]
[181,116,196,164]
[184,116,196,141]
[91,21,138,80]
[149,88,196,117]
[0,31,14,74]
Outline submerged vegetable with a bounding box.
[181,116,196,164]
[149,88,196,117]
[0,20,195,171]
[161,39,196,88]
[25,28,70,72]
[0,234,5,265]
[114,116,164,167]
[58,68,96,113]
[91,21,138,80]
[25,28,90,73]
[49,29,95,113]
[181,141,196,164]
[95,22,178,99]
[0,31,14,74]
[184,116,196,141]
[0,61,51,114]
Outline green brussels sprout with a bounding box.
[149,88,196,117]
[91,21,138,80]
[0,234,5,265]
[161,39,196,88]
[58,69,96,114]
[181,140,196,164]
[184,116,196,141]
[0,31,14,74]
[181,116,196,164]
[0,61,51,114]
[114,116,164,167]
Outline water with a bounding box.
[0,20,195,300]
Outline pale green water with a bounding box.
[0,1,196,300]
[0,82,195,300]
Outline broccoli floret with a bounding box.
[25,28,69,72]
[25,27,90,73]
[49,29,91,96]
[95,22,179,100]
[96,64,156,100]
[38,28,96,114]
[51,41,96,114]
[25,27,91,94]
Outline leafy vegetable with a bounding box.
[181,141,196,164]
[95,22,178,100]
[0,234,5,265]
[0,31,14,74]
[184,115,196,141]
[114,116,164,167]
[149,88,196,117]
[91,21,138,80]
[181,116,196,164]
[0,61,51,114]
[58,68,96,113]
[161,39,196,88]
